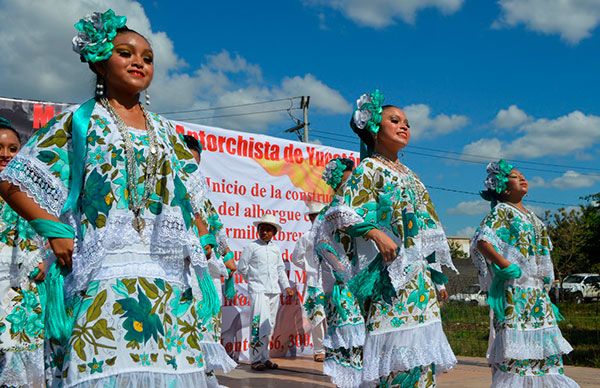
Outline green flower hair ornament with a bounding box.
[72,9,127,63]
[322,158,345,189]
[0,117,14,129]
[352,89,384,135]
[484,159,514,194]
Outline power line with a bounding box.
[311,128,600,171]
[175,107,302,121]
[159,97,301,115]
[310,129,600,177]
[309,129,582,207]
[426,185,578,207]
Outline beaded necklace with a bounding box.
[101,98,160,235]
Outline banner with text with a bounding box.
[0,97,360,361]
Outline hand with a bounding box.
[204,245,213,259]
[224,259,237,272]
[49,237,74,270]
[34,262,46,282]
[438,289,449,301]
[285,287,295,296]
[366,229,398,263]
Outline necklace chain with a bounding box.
[100,98,160,234]
[372,153,409,174]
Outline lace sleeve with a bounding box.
[0,110,75,217]
[185,169,209,216]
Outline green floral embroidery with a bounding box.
[380,364,435,388]
[325,346,363,370]
[118,285,165,344]
[249,315,263,354]
[407,273,429,310]
[87,357,104,374]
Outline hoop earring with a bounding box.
[145,89,151,106]
[95,79,104,98]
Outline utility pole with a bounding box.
[301,96,310,142]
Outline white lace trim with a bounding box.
[324,323,366,350]
[68,370,209,388]
[323,359,362,388]
[188,170,209,215]
[0,345,45,388]
[0,153,68,217]
[471,203,555,292]
[0,246,46,288]
[491,369,580,388]
[199,341,237,373]
[362,320,457,381]
[387,228,457,292]
[324,204,364,231]
[489,326,573,364]
[65,209,206,296]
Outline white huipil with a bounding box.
[238,239,290,363]
[291,229,326,354]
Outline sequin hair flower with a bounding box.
[72,9,127,63]
[322,159,346,190]
[484,159,514,194]
[352,89,385,135]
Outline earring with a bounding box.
[145,89,151,106]
[95,79,104,98]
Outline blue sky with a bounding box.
[1,0,599,235]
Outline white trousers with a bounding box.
[249,292,280,363]
[312,319,325,354]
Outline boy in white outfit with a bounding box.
[238,214,294,371]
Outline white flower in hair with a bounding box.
[353,109,372,130]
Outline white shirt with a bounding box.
[238,239,290,294]
[291,229,321,289]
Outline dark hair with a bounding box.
[88,26,151,100]
[0,118,21,145]
[349,104,400,152]
[183,135,202,155]
[338,157,355,172]
[480,188,510,209]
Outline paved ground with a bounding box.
[216,356,600,387]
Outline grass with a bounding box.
[440,301,600,368]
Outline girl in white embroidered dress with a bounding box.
[0,17,212,387]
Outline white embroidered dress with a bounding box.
[0,103,211,387]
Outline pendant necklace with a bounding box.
[101,98,160,235]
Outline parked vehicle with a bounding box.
[561,273,600,303]
[449,284,487,306]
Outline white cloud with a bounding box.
[462,109,600,160]
[403,104,469,140]
[492,105,531,129]
[305,0,465,28]
[529,170,600,190]
[494,0,600,44]
[461,138,504,162]
[0,0,350,132]
[455,226,476,237]
[447,200,489,216]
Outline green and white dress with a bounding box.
[0,103,213,387]
[313,196,365,388]
[190,170,237,380]
[471,202,579,387]
[331,156,457,387]
[0,199,45,387]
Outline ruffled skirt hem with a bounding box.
[362,321,457,381]
[323,359,362,388]
[491,369,580,388]
[489,326,573,363]
[200,341,238,373]
[324,323,366,350]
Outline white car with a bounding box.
[449,284,487,306]
[561,273,600,303]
